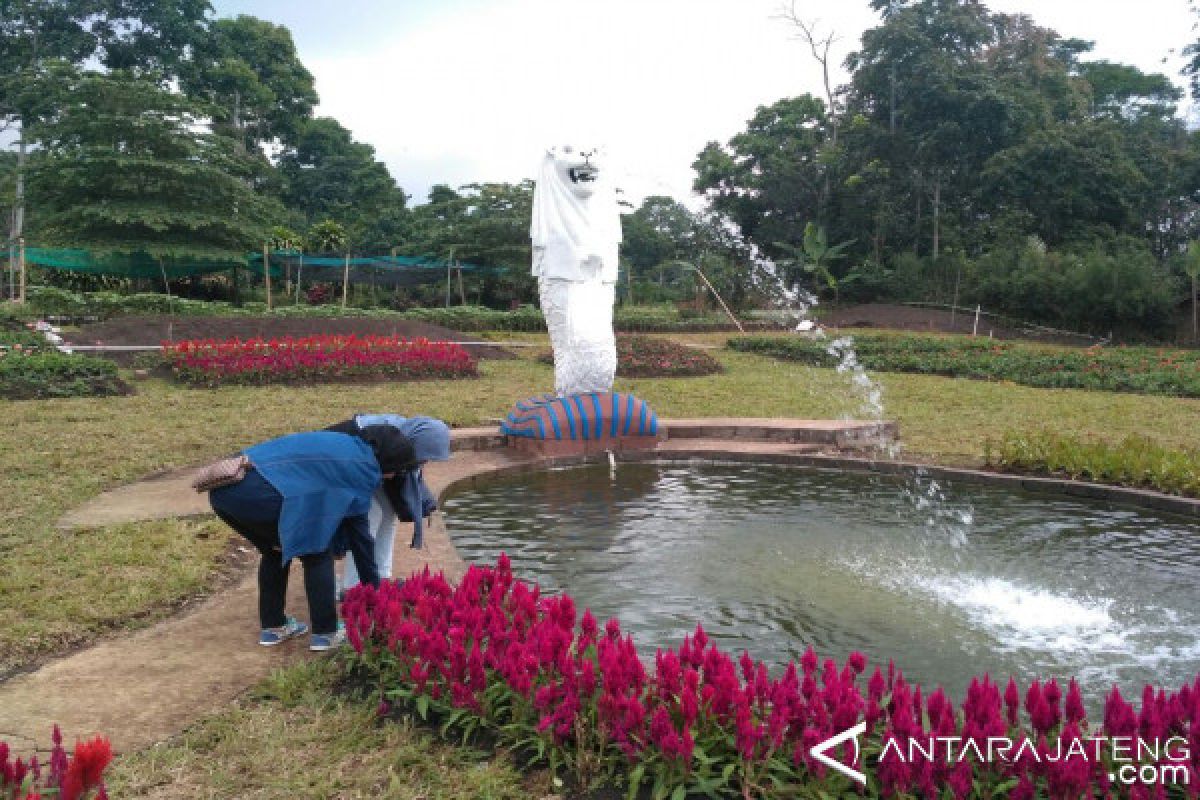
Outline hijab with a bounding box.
[355,414,451,548]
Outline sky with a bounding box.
[209,0,1200,208]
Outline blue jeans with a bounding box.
[209,468,338,635]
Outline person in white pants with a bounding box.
[325,414,451,591]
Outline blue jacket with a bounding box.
[244,431,382,563]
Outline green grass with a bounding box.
[731,330,1200,396]
[11,333,1200,798]
[0,518,232,669]
[4,336,1200,670]
[105,659,547,799]
[986,430,1200,496]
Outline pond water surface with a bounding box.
[442,462,1200,702]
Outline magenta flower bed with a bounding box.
[162,334,477,387]
[344,556,1200,798]
[1,725,112,800]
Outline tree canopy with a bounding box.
[28,69,276,258]
[7,0,1200,337]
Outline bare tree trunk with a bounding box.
[913,174,923,256]
[263,242,272,310]
[890,63,897,135]
[8,133,26,300]
[18,237,26,304]
[776,3,841,219]
[931,180,941,262]
[12,134,25,244]
[342,252,350,308]
[231,90,245,156]
[10,15,35,259]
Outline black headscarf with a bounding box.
[356,424,416,476]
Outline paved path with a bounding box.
[4,445,523,753]
[4,421,892,753]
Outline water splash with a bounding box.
[705,212,887,426]
[902,470,975,550]
[708,211,971,543]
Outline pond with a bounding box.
[442,462,1200,702]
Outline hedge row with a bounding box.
[0,351,127,400]
[22,287,770,333]
[729,332,1200,397]
[986,430,1200,498]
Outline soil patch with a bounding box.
[820,302,1100,346]
[537,334,724,377]
[63,314,514,364]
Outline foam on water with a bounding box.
[917,576,1200,679]
[931,577,1114,636]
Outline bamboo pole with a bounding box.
[7,241,14,301]
[157,257,175,313]
[263,242,272,310]
[17,237,26,305]
[690,262,743,333]
[457,262,466,306]
[341,252,350,308]
[295,252,304,303]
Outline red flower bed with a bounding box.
[162,334,477,387]
[1,726,112,799]
[344,556,1200,798]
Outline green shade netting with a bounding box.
[248,253,500,288]
[18,248,504,286]
[22,247,247,279]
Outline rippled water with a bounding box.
[442,463,1200,702]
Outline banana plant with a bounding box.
[774,222,854,304]
[1186,241,1200,342]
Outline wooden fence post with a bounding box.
[263,242,273,310]
[342,253,350,308]
[18,237,26,305]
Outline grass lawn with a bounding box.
[106,659,548,799]
[5,335,1200,671]
[6,333,1200,796]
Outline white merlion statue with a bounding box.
[531,145,622,396]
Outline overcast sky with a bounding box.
[210,0,1199,207]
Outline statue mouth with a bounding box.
[568,165,598,184]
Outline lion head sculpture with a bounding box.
[530,145,621,283]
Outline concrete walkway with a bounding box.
[3,421,893,754]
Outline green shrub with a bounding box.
[730,332,1200,397]
[967,238,1177,339]
[0,328,52,351]
[27,286,92,317]
[986,430,1200,497]
[0,351,127,399]
[21,289,767,332]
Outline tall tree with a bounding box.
[28,70,276,258]
[1,0,211,246]
[180,14,316,154]
[405,182,536,305]
[620,195,701,288]
[93,0,210,74]
[1,1,104,248]
[278,116,406,236]
[845,0,1035,260]
[693,93,831,260]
